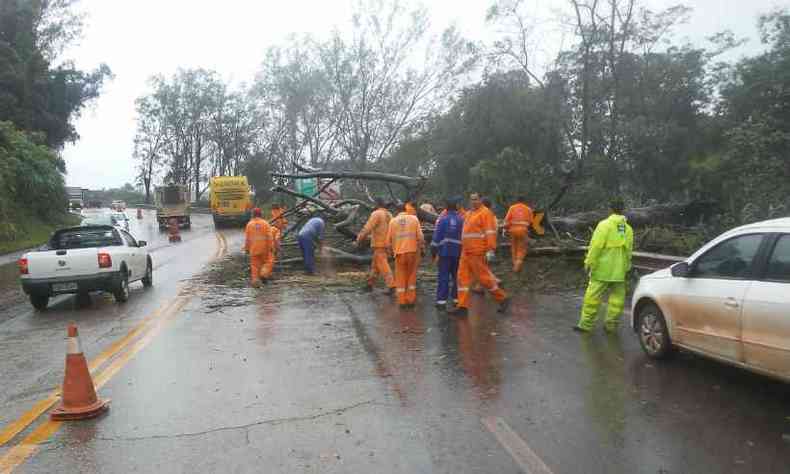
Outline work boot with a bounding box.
[497,297,511,313]
[251,280,261,289]
[447,306,468,316]
[572,325,589,333]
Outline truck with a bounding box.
[209,176,252,227]
[155,184,191,230]
[18,225,153,310]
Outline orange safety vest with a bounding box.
[244,217,272,256]
[461,207,497,255]
[358,207,393,248]
[387,212,424,255]
[270,226,281,257]
[505,203,533,231]
[271,207,287,229]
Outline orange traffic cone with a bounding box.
[50,324,110,421]
[168,218,181,243]
[136,208,143,219]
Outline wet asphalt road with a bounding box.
[1,211,790,473]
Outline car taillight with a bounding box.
[98,253,112,268]
[18,258,28,275]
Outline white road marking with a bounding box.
[482,416,554,474]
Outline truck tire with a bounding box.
[30,294,48,311]
[142,258,153,288]
[113,269,130,303]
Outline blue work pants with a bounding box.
[436,255,459,304]
[298,234,316,273]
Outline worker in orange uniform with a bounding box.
[448,193,510,316]
[356,197,395,293]
[405,201,418,217]
[387,202,424,308]
[504,196,534,273]
[472,197,500,293]
[244,208,272,287]
[265,224,281,279]
[270,203,287,231]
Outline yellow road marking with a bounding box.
[0,300,175,446]
[0,420,61,474]
[0,297,190,473]
[0,229,225,471]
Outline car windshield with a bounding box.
[111,213,127,221]
[51,228,120,249]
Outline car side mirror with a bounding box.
[671,261,690,278]
[138,241,147,247]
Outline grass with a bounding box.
[0,212,82,255]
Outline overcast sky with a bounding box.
[61,0,782,190]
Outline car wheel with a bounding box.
[638,302,673,359]
[142,259,153,288]
[114,270,130,303]
[30,294,48,311]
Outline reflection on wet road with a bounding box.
[1,221,789,473]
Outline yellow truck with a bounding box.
[209,176,252,227]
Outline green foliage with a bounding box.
[0,0,111,149]
[0,121,66,214]
[0,121,72,244]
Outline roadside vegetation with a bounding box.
[0,1,111,254]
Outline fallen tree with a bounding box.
[269,167,711,267]
[549,201,718,234]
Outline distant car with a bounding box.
[111,200,126,211]
[18,225,152,310]
[81,213,116,227]
[632,217,790,382]
[110,212,130,230]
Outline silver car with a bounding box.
[631,218,790,382]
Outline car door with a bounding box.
[120,230,145,281]
[667,233,766,362]
[741,233,790,379]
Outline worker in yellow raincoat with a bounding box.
[574,198,634,333]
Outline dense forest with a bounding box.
[134,0,790,232]
[0,0,111,242]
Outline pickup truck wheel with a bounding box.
[142,259,153,288]
[30,295,48,311]
[114,270,130,303]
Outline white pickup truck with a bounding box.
[18,225,153,310]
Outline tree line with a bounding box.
[136,0,789,228]
[0,0,111,240]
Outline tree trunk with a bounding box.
[549,201,718,233]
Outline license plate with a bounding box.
[52,282,78,293]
